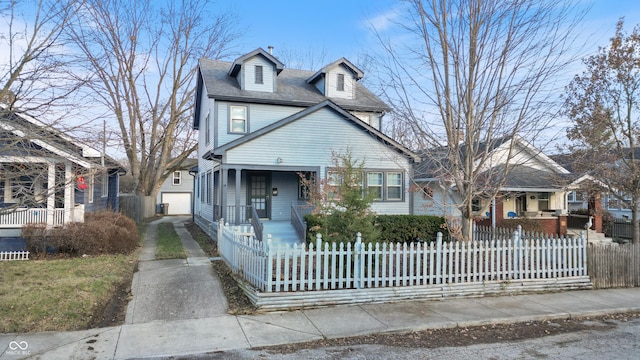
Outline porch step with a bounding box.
[566,228,613,244]
[262,221,303,247]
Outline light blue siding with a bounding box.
[216,102,304,147]
[241,56,276,92]
[225,107,413,214]
[155,169,194,205]
[271,172,300,221]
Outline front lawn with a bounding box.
[0,252,138,333]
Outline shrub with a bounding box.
[376,215,447,243]
[22,211,139,256]
[305,214,446,244]
[22,223,50,255]
[501,217,545,233]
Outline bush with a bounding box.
[376,215,447,243]
[305,214,446,244]
[22,211,139,256]
[501,217,545,233]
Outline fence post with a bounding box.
[217,219,223,242]
[315,234,322,290]
[355,232,363,289]
[436,232,443,285]
[514,225,522,280]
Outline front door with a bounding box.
[248,172,270,219]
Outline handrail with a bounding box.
[250,206,264,241]
[291,204,314,241]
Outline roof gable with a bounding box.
[204,100,418,162]
[306,57,364,84]
[228,47,285,77]
[197,58,389,113]
[1,105,124,172]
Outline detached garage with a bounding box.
[160,192,192,215]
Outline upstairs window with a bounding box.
[336,73,345,91]
[205,113,210,145]
[229,105,248,133]
[172,171,181,185]
[255,65,263,84]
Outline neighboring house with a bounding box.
[155,158,197,215]
[554,149,640,220]
[0,105,124,241]
[413,136,573,235]
[193,48,419,240]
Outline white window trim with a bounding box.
[229,105,248,134]
[172,171,182,186]
[88,175,94,203]
[101,172,108,198]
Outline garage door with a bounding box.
[161,192,192,215]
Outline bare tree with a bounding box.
[65,0,240,196]
[370,0,586,240]
[564,20,640,244]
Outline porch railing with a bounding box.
[291,204,314,242]
[224,205,251,225]
[0,208,66,228]
[250,206,264,241]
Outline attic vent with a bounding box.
[337,73,345,91]
[255,65,263,84]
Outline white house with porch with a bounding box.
[192,48,419,243]
[0,106,124,243]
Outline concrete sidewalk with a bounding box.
[1,217,639,359]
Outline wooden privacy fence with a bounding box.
[588,242,640,288]
[218,223,588,294]
[119,195,156,223]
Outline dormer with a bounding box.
[306,58,364,100]
[228,48,285,93]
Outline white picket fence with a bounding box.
[218,223,588,294]
[0,251,30,261]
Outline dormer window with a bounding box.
[336,73,345,91]
[255,65,263,84]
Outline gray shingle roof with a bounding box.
[198,58,390,113]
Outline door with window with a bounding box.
[248,172,270,219]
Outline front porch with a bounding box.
[0,206,85,228]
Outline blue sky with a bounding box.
[227,0,640,68]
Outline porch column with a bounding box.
[235,168,242,224]
[64,161,73,223]
[221,168,228,222]
[46,162,55,227]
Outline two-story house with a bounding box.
[193,48,419,242]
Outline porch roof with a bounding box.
[0,105,125,173]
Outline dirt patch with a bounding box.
[88,262,137,329]
[255,312,640,353]
[183,221,257,315]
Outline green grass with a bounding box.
[155,222,187,259]
[0,252,138,333]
